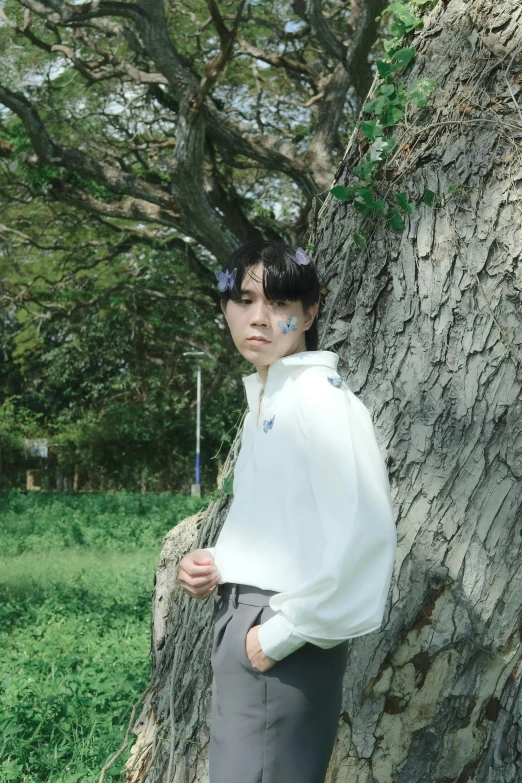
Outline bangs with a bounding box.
[218,240,320,308]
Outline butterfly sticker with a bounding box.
[294,247,310,265]
[327,376,342,388]
[215,267,237,292]
[263,414,275,433]
[278,315,298,334]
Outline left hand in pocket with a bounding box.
[246,625,278,673]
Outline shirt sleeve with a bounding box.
[257,374,397,662]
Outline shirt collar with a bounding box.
[241,350,340,415]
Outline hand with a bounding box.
[245,625,278,673]
[178,549,222,600]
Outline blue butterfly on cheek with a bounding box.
[277,315,298,335]
[263,414,275,433]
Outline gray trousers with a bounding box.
[209,582,349,783]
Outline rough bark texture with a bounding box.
[121,1,522,781]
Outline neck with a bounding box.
[255,341,308,387]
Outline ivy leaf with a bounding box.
[383,137,397,152]
[376,61,400,77]
[386,209,405,230]
[392,47,416,67]
[379,84,396,97]
[361,120,384,140]
[353,162,374,181]
[353,200,372,216]
[368,138,389,162]
[385,2,422,32]
[330,186,355,201]
[363,95,386,114]
[353,231,367,248]
[396,192,415,213]
[423,189,437,206]
[406,78,437,107]
[383,34,404,53]
[222,476,234,496]
[383,106,404,126]
[358,187,376,207]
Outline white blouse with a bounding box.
[203,350,397,661]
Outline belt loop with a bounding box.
[231,584,239,608]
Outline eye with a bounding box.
[273,300,287,307]
[239,298,251,304]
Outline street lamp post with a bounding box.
[183,351,205,496]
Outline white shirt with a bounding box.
[204,350,397,661]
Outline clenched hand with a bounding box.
[178,549,222,599]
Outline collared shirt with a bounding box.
[204,350,397,661]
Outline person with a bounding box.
[177,239,397,783]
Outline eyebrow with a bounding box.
[238,288,255,295]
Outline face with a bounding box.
[221,263,318,372]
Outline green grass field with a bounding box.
[0,490,209,783]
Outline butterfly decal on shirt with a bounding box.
[277,315,298,334]
[263,414,275,433]
[215,267,237,292]
[327,376,342,388]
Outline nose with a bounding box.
[250,300,271,325]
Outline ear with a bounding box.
[303,302,318,328]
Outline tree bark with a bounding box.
[122,1,522,781]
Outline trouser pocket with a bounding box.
[239,603,266,674]
[211,597,233,664]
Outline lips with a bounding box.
[247,337,269,344]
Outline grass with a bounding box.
[0,490,209,783]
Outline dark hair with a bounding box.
[217,240,322,351]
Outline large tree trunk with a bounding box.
[119,1,522,781]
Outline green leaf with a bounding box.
[358,187,376,207]
[386,209,405,230]
[396,192,415,213]
[379,84,396,97]
[353,162,374,181]
[376,61,400,77]
[383,137,397,152]
[423,188,436,206]
[222,476,234,496]
[387,2,423,32]
[383,34,405,53]
[361,120,383,141]
[353,231,367,248]
[353,201,372,216]
[330,186,355,201]
[382,106,404,127]
[405,78,437,107]
[363,96,386,114]
[447,183,461,193]
[392,47,416,67]
[373,200,387,211]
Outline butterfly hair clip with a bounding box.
[327,376,342,388]
[293,247,310,266]
[263,414,275,433]
[278,315,298,334]
[215,267,237,292]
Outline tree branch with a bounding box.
[0,83,179,208]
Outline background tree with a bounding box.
[118,0,522,781]
[0,0,386,491]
